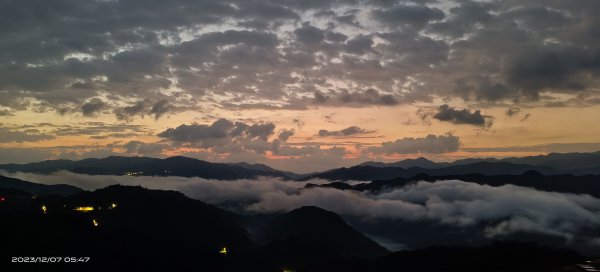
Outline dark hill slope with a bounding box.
[257,206,389,259]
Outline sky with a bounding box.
[1,0,600,173]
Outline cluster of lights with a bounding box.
[73,203,118,212]
[74,206,95,212]
[38,202,119,229]
[125,171,144,176]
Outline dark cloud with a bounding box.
[294,22,326,45]
[123,141,167,155]
[335,13,361,27]
[502,6,575,30]
[505,46,600,97]
[149,99,174,120]
[0,109,13,117]
[314,89,399,106]
[0,0,599,115]
[89,133,140,140]
[505,107,520,117]
[81,99,107,117]
[373,4,445,29]
[317,126,374,137]
[0,126,55,143]
[433,105,489,127]
[50,122,150,138]
[292,119,305,130]
[370,134,460,155]
[278,129,295,142]
[114,99,178,121]
[114,100,149,121]
[428,1,495,38]
[157,119,235,142]
[157,118,280,155]
[345,35,374,54]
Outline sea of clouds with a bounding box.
[5,171,600,250]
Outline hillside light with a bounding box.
[219,247,227,255]
[41,205,47,214]
[74,206,94,212]
[92,219,99,227]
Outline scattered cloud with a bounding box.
[370,134,460,155]
[0,126,55,143]
[317,126,374,137]
[433,104,491,127]
[461,142,600,153]
[505,107,520,117]
[314,89,399,107]
[0,0,598,115]
[81,99,108,117]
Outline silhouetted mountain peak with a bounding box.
[522,170,544,176]
[0,156,294,180]
[258,206,389,259]
[0,175,83,196]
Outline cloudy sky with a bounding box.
[1,0,599,172]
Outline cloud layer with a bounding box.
[2,0,600,115]
[369,134,460,154]
[6,171,600,251]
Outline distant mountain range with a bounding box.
[304,152,600,181]
[0,156,295,180]
[1,151,600,182]
[360,152,600,171]
[308,171,600,198]
[301,162,569,181]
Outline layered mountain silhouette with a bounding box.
[302,152,600,181]
[0,177,592,271]
[359,151,600,173]
[359,157,443,169]
[0,156,294,180]
[308,171,600,198]
[301,162,563,181]
[2,152,600,183]
[0,175,82,196]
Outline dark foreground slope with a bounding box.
[0,185,253,271]
[257,206,389,258]
[373,242,584,272]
